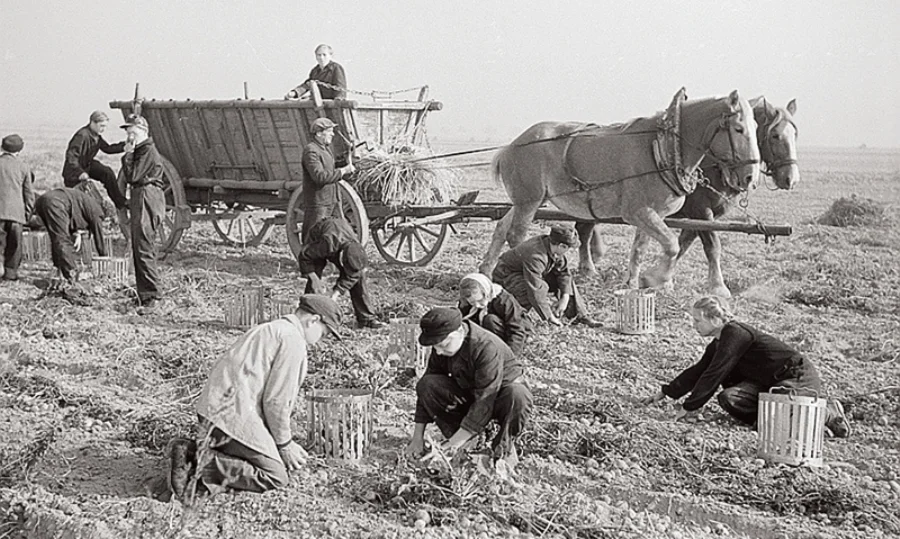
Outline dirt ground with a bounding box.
[0,144,898,539]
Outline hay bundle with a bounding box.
[353,147,456,206]
[817,195,888,227]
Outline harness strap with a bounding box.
[562,136,603,221]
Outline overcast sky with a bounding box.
[1,0,897,147]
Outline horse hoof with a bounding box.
[708,286,732,298]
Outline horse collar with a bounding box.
[653,88,697,196]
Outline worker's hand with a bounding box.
[278,441,308,471]
[675,408,700,423]
[330,290,340,301]
[78,172,90,182]
[547,315,563,327]
[640,391,667,406]
[72,233,83,252]
[404,436,426,460]
[284,91,297,100]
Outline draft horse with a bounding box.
[478,89,761,291]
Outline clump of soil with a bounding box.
[817,195,888,227]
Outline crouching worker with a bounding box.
[458,273,531,356]
[296,216,385,329]
[33,182,111,287]
[640,296,851,437]
[404,307,532,468]
[168,295,343,500]
[491,225,600,327]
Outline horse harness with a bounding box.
[758,97,799,178]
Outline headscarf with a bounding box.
[460,272,503,303]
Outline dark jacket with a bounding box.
[458,289,531,356]
[0,153,35,223]
[35,188,108,256]
[416,322,524,434]
[662,321,803,411]
[491,235,573,320]
[120,138,164,188]
[62,125,125,182]
[301,140,342,209]
[291,62,347,99]
[296,217,364,294]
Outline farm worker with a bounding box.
[118,113,166,308]
[33,184,111,287]
[458,272,531,356]
[301,117,356,238]
[0,134,35,281]
[491,225,602,327]
[296,216,386,329]
[404,307,532,469]
[284,44,347,100]
[640,296,851,438]
[167,295,342,499]
[62,111,129,233]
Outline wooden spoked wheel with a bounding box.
[157,157,189,254]
[286,180,370,259]
[372,216,449,266]
[209,202,275,247]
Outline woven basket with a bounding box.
[79,234,116,265]
[613,289,656,335]
[224,287,265,328]
[388,317,429,373]
[21,231,50,263]
[91,257,129,283]
[757,388,826,467]
[306,389,372,460]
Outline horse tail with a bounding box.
[490,149,504,187]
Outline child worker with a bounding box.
[458,273,531,356]
[640,296,851,438]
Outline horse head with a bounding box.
[750,97,799,190]
[682,90,760,192]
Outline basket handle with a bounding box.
[769,385,820,400]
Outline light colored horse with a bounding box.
[478,90,761,290]
[575,98,798,297]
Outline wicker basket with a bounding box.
[79,233,116,265]
[91,257,129,283]
[757,388,826,467]
[306,388,372,460]
[21,231,50,263]
[388,317,429,373]
[613,289,656,335]
[224,287,265,328]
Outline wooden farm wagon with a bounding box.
[110,84,791,267]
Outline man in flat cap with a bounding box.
[118,114,166,308]
[62,111,129,233]
[284,44,347,101]
[404,307,532,468]
[0,134,35,281]
[300,117,356,239]
[168,295,343,500]
[296,216,385,329]
[492,225,601,327]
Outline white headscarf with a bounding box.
[460,272,503,302]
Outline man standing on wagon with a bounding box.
[284,44,347,100]
[491,225,601,327]
[300,118,356,238]
[0,134,35,282]
[118,114,166,308]
[62,111,129,235]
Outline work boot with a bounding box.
[359,318,387,330]
[117,208,131,243]
[169,438,198,501]
[572,315,603,328]
[825,400,851,438]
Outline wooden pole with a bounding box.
[243,82,249,100]
[310,81,326,118]
[133,83,142,116]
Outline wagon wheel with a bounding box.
[157,157,188,253]
[286,180,370,259]
[208,202,275,247]
[372,216,449,266]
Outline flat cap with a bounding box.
[419,307,463,346]
[310,117,337,134]
[549,224,579,247]
[1,134,24,153]
[297,294,343,339]
[120,113,149,130]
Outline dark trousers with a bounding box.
[717,357,833,424]
[130,185,164,303]
[199,427,288,494]
[303,262,377,323]
[34,197,79,280]
[0,220,24,279]
[501,272,587,320]
[64,161,127,210]
[301,204,343,241]
[415,374,532,452]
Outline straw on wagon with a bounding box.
[352,146,456,207]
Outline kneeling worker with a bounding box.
[458,272,531,355]
[296,216,385,329]
[169,295,343,499]
[405,307,532,467]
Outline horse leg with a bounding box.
[676,229,699,262]
[625,228,651,289]
[633,209,679,289]
[574,222,602,275]
[479,210,514,275]
[699,230,731,298]
[479,201,540,275]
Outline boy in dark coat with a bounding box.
[300,118,355,238]
[62,111,128,216]
[0,134,35,281]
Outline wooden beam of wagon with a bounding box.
[108,99,442,111]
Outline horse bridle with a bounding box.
[690,106,760,181]
[758,98,799,177]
